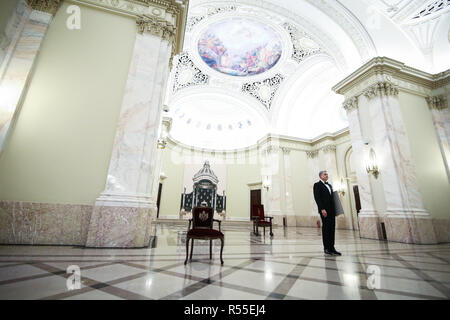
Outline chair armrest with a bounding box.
[213,219,222,231]
[264,216,274,221]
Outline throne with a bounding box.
[180,161,226,219]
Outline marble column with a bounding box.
[150,117,172,203]
[426,96,449,180]
[0,0,60,153]
[321,144,338,185]
[306,150,320,217]
[363,82,436,244]
[85,17,174,248]
[262,146,283,225]
[282,147,295,226]
[343,97,380,239]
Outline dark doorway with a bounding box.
[156,183,163,218]
[353,185,361,214]
[353,185,361,233]
[250,189,261,220]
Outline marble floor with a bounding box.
[0,223,449,300]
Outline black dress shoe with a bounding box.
[324,249,333,255]
[331,250,342,256]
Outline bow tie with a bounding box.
[325,182,329,185]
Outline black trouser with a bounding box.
[320,213,335,251]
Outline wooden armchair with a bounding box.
[185,206,224,265]
[251,204,273,237]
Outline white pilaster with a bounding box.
[0,0,57,153]
[86,18,174,248]
[426,96,449,179]
[282,147,295,226]
[306,150,320,216]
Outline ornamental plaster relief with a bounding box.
[26,0,61,14]
[241,74,284,111]
[172,51,209,93]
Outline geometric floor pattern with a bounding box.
[0,223,449,300]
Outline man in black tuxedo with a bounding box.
[313,171,341,256]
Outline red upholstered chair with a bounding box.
[252,204,273,237]
[185,206,224,265]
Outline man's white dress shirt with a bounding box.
[320,179,331,194]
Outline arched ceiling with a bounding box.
[163,0,449,151]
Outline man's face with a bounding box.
[320,172,329,182]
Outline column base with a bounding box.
[384,212,437,244]
[266,210,282,226]
[358,213,384,240]
[85,195,157,248]
[296,215,321,228]
[285,214,296,227]
[0,200,92,245]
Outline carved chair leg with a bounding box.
[210,239,212,259]
[190,239,194,261]
[184,238,189,265]
[219,237,224,265]
[270,223,274,237]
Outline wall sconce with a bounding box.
[366,148,380,179]
[262,177,271,191]
[157,117,172,150]
[157,139,167,149]
[335,178,346,197]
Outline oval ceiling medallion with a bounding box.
[198,18,282,76]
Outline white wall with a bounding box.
[0,3,136,205]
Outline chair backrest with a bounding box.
[252,204,264,220]
[192,206,214,229]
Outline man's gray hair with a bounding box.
[319,170,327,178]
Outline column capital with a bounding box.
[321,144,336,153]
[306,150,319,158]
[26,0,61,15]
[265,145,280,155]
[281,147,291,155]
[343,96,358,111]
[136,15,176,42]
[426,95,447,110]
[363,81,399,100]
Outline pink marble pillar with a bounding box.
[343,96,381,240]
[307,150,320,217]
[364,82,436,244]
[282,147,295,226]
[0,0,58,152]
[262,145,283,225]
[426,96,449,180]
[86,20,173,248]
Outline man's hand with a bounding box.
[321,209,327,218]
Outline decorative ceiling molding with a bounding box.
[332,56,450,98]
[305,0,376,59]
[188,0,351,72]
[186,4,237,31]
[172,51,209,93]
[411,0,449,20]
[282,22,324,64]
[242,74,284,111]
